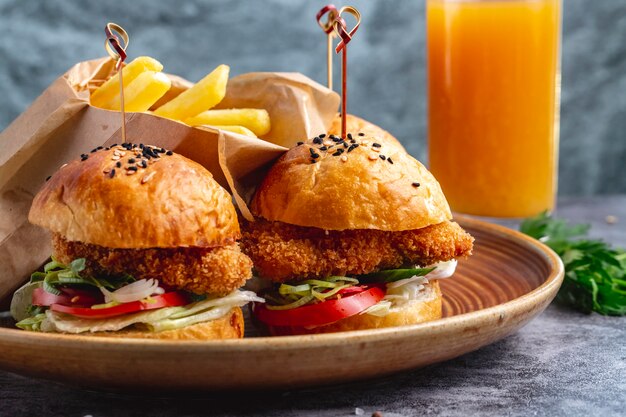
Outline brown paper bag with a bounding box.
[0,57,339,303]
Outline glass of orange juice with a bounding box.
[427,0,562,217]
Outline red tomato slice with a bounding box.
[254,287,385,328]
[50,291,188,319]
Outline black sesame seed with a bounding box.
[333,149,344,156]
[343,142,349,148]
[332,137,342,143]
[80,154,88,161]
[111,143,117,147]
[310,159,317,164]
[347,144,359,153]
[379,155,387,161]
[116,161,122,168]
[166,150,173,156]
[387,157,394,164]
[319,134,326,138]
[128,158,136,164]
[347,133,353,140]
[139,144,145,149]
[109,169,116,178]
[313,137,323,145]
[159,148,166,153]
[358,133,365,136]
[90,148,97,153]
[311,152,320,159]
[141,160,148,168]
[319,146,328,151]
[297,141,304,146]
[412,182,421,187]
[372,143,381,148]
[97,146,103,150]
[127,166,138,171]
[45,175,51,181]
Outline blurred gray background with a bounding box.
[0,0,624,195]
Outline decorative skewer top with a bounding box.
[331,6,361,139]
[104,23,129,143]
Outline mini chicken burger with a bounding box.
[242,132,473,335]
[11,143,261,339]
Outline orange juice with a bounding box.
[427,0,561,217]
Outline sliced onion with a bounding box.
[100,278,165,304]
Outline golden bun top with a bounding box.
[328,114,405,151]
[251,133,452,231]
[29,143,240,249]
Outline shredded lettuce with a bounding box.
[359,267,436,284]
[263,276,359,310]
[42,290,263,334]
[15,313,46,331]
[34,257,135,294]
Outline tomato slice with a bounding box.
[50,291,189,319]
[254,286,385,328]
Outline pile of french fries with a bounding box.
[90,56,271,138]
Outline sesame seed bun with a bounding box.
[265,281,442,336]
[29,145,240,249]
[328,114,406,151]
[91,307,244,340]
[251,134,452,231]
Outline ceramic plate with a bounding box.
[0,217,564,391]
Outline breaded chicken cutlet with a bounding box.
[52,233,252,295]
[241,218,473,281]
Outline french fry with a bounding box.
[90,56,163,108]
[154,64,229,121]
[207,125,257,137]
[185,109,271,136]
[104,72,171,112]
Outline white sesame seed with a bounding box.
[111,155,121,160]
[126,170,135,175]
[341,155,348,162]
[141,171,156,184]
[102,168,110,174]
[371,147,380,152]
[368,153,378,160]
[362,140,369,145]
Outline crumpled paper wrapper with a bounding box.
[0,57,339,303]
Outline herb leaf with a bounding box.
[520,212,626,316]
[359,267,436,284]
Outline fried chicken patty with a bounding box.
[241,220,474,282]
[52,233,253,295]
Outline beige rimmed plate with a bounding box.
[0,217,563,391]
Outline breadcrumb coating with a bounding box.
[52,233,253,295]
[241,219,473,282]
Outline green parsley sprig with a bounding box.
[520,212,626,315]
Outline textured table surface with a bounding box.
[1,196,625,417]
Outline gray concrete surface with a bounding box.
[0,0,624,194]
[1,195,625,417]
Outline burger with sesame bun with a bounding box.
[242,132,474,335]
[10,143,262,339]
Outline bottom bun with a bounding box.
[92,307,244,340]
[267,281,442,336]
